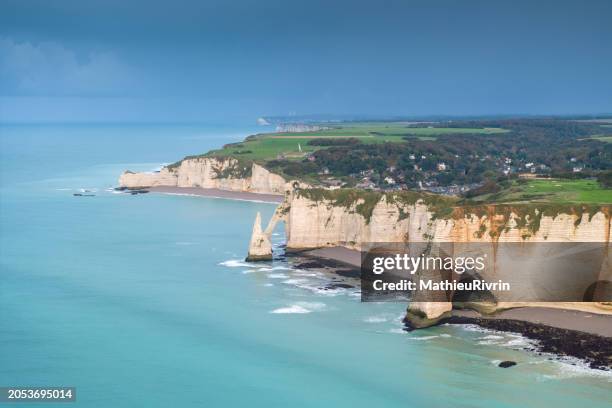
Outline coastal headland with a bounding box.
[118,119,612,367]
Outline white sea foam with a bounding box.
[310,286,345,296]
[459,324,493,333]
[388,328,407,334]
[476,334,506,345]
[479,335,504,340]
[270,302,326,314]
[257,266,292,272]
[278,277,347,297]
[473,331,536,349]
[268,273,289,279]
[219,259,256,268]
[293,271,320,277]
[459,324,522,343]
[503,337,536,348]
[271,305,311,314]
[364,316,388,323]
[282,278,309,285]
[408,335,440,341]
[540,358,612,381]
[478,340,502,346]
[300,302,326,311]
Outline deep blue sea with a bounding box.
[1,123,610,407]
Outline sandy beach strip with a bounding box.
[453,307,612,337]
[302,246,361,268]
[148,186,284,203]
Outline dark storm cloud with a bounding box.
[1,0,611,121]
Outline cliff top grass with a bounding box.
[200,122,507,161]
[467,179,612,205]
[296,186,610,236]
[296,188,459,222]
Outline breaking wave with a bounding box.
[364,316,389,323]
[270,302,327,314]
[219,259,256,268]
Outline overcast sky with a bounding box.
[1,0,611,122]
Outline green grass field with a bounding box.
[205,137,321,160]
[204,123,508,161]
[592,135,612,143]
[273,125,506,138]
[472,179,612,204]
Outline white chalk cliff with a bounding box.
[253,188,611,327]
[281,192,611,247]
[119,157,288,195]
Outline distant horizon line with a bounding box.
[2,113,612,126]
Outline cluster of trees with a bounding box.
[598,170,612,188]
[410,118,604,139]
[265,159,319,177]
[306,138,362,146]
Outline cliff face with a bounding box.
[174,157,249,190]
[119,168,178,187]
[119,157,287,195]
[250,163,287,194]
[285,194,427,249]
[284,193,611,248]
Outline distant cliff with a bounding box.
[119,157,288,195]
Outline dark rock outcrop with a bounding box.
[442,316,612,370]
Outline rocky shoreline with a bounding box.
[287,251,612,370]
[438,315,612,370]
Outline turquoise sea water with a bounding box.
[1,124,610,408]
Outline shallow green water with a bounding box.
[1,124,610,407]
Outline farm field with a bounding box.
[273,124,507,138]
[470,178,612,204]
[592,135,612,143]
[204,123,508,161]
